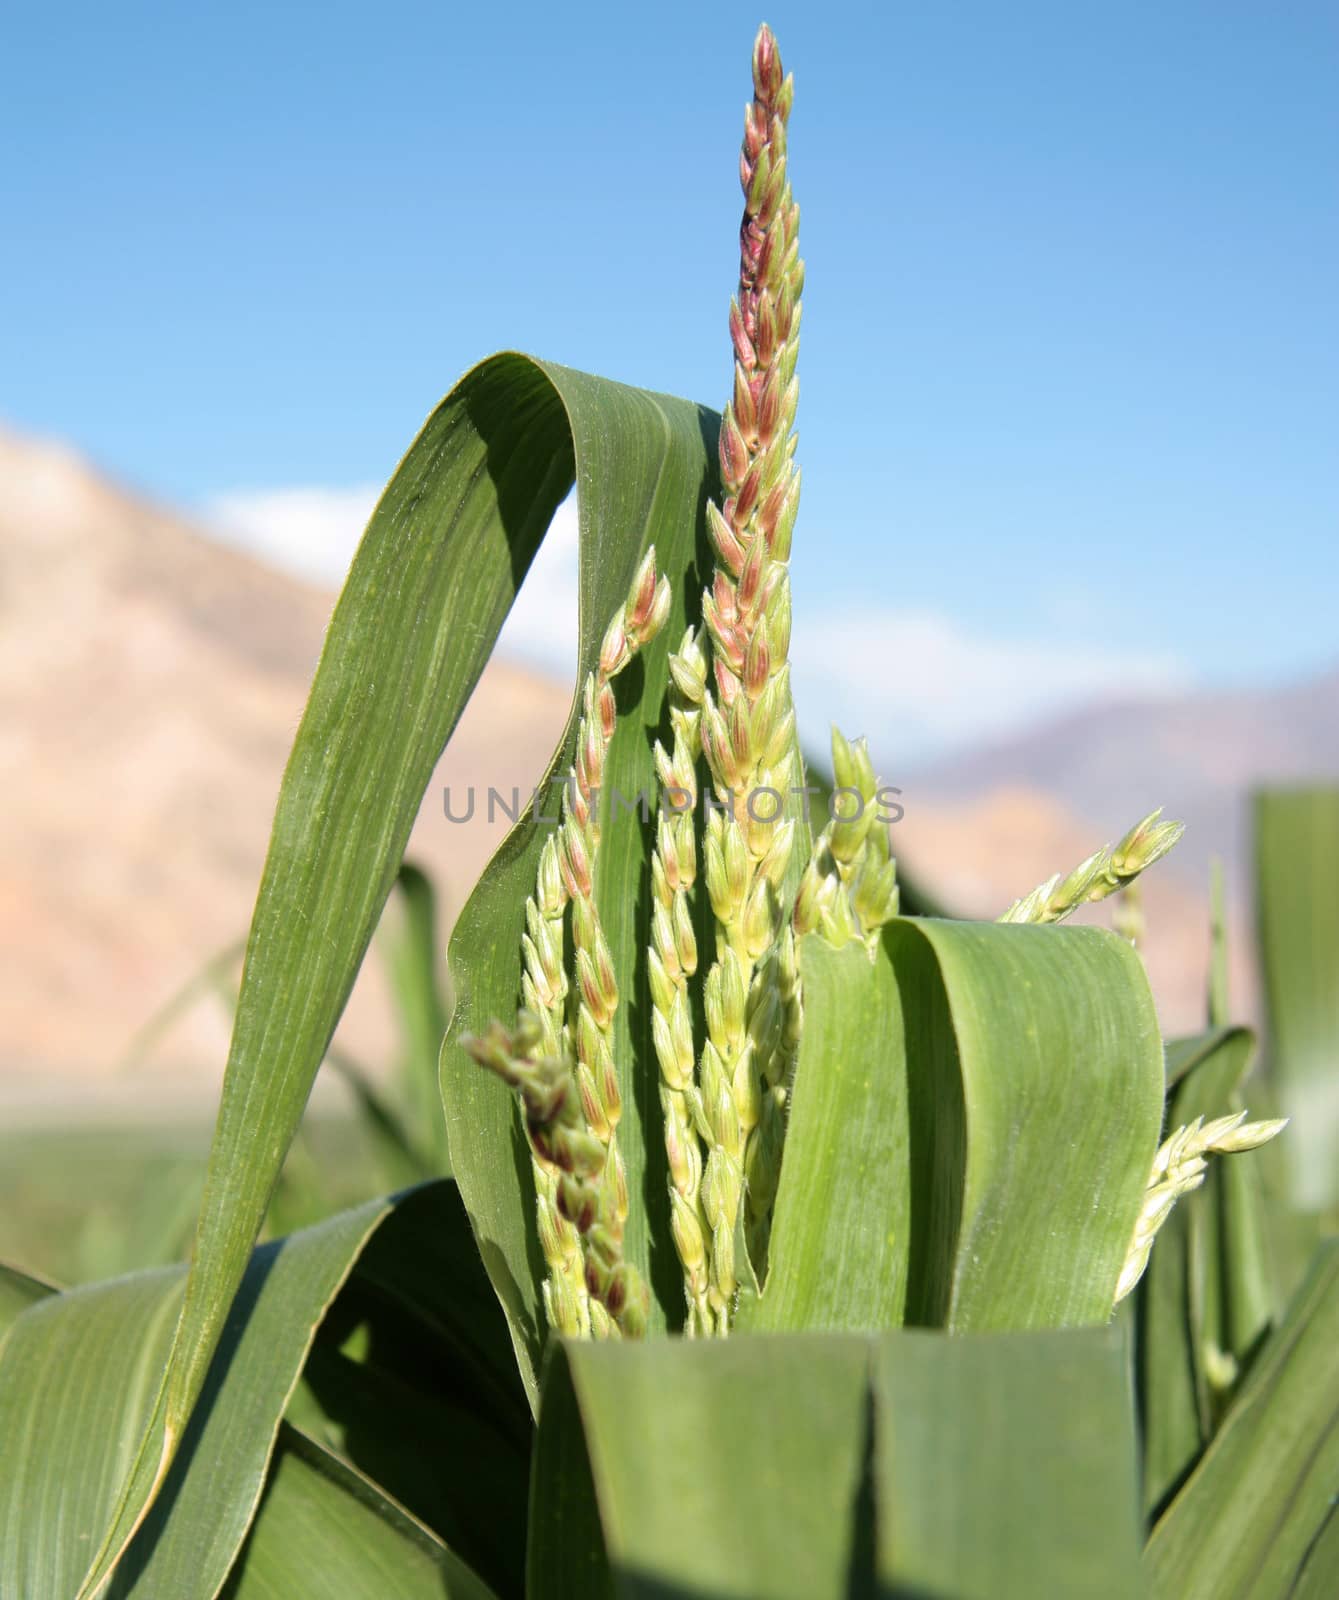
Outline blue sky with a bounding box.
[4,1,1336,759]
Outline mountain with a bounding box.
[895,669,1339,1032]
[907,672,1339,885]
[0,426,569,1113]
[5,423,1334,1102]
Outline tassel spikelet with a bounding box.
[998,808,1185,926]
[693,21,805,1329]
[1114,1110,1288,1305]
[463,1015,651,1338]
[558,548,669,1334]
[650,627,717,1334]
[519,835,589,1336]
[741,922,803,1265]
[556,547,669,1335]
[467,550,670,1340]
[794,730,900,953]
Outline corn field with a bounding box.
[2,25,1337,1600]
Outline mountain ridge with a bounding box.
[905,661,1339,887]
[4,422,1334,1091]
[0,423,571,1105]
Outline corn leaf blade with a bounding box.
[540,1335,871,1600]
[1165,1026,1247,1093]
[0,1193,418,1598]
[873,1327,1145,1598]
[737,935,911,1332]
[531,1327,1143,1599]
[219,1423,496,1600]
[1137,1025,1271,1515]
[384,862,454,1176]
[894,918,1164,1329]
[285,1184,532,1598]
[0,1261,57,1331]
[743,919,1162,1336]
[0,1268,187,1600]
[1146,1242,1339,1599]
[525,1343,614,1600]
[1254,786,1339,1211]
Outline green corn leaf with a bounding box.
[526,1343,614,1600]
[286,1184,532,1598]
[1137,1026,1271,1516]
[530,1327,1143,1599]
[535,1335,871,1599]
[1288,1501,1339,1600]
[441,369,723,1398]
[219,1423,497,1600]
[383,862,453,1175]
[897,918,1163,1330]
[1254,786,1339,1211]
[0,1265,189,1599]
[799,747,947,917]
[1165,1026,1245,1093]
[737,935,911,1332]
[742,918,1162,1336]
[66,353,710,1592]
[1145,1242,1339,1599]
[0,1260,57,1331]
[873,1327,1145,1598]
[0,1190,433,1598]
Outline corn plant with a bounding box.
[1,26,1335,1600]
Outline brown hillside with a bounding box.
[0,427,570,1113]
[6,425,1325,1105]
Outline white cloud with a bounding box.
[495,492,579,677]
[204,482,580,674]
[491,502,1191,758]
[205,484,383,587]
[202,484,1189,763]
[791,601,1192,766]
